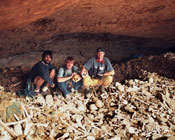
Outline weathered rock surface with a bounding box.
[0,0,175,40]
[0,0,175,63]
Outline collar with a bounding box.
[41,60,48,66]
[96,58,104,64]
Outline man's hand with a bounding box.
[72,73,82,83]
[97,73,103,77]
[71,72,77,78]
[51,83,55,88]
[96,73,103,79]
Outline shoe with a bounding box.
[41,90,51,97]
[73,90,78,94]
[42,86,48,92]
[32,91,40,96]
[70,87,75,93]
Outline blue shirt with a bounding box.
[28,61,56,86]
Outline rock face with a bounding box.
[0,0,175,39]
[0,0,175,68]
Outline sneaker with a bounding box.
[41,90,51,97]
[72,89,78,94]
[42,86,48,92]
[32,91,40,96]
[70,87,75,93]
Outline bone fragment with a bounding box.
[0,119,18,138]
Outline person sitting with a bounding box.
[27,50,56,95]
[57,57,83,97]
[81,47,115,90]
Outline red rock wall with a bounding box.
[0,0,174,54]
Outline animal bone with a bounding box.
[37,96,46,105]
[109,136,121,140]
[83,114,101,131]
[89,104,98,111]
[24,120,33,135]
[6,118,28,126]
[45,95,54,106]
[60,117,78,132]
[95,100,103,108]
[21,103,30,118]
[0,135,12,140]
[13,114,20,121]
[87,135,95,140]
[14,123,23,135]
[0,119,18,138]
[60,132,69,139]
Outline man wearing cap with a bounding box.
[27,50,56,94]
[81,47,115,89]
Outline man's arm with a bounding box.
[104,70,115,76]
[57,67,76,82]
[57,73,75,82]
[102,58,115,77]
[97,70,115,77]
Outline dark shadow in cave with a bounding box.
[0,32,175,91]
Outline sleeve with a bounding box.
[57,67,64,78]
[83,57,94,70]
[105,58,114,72]
[38,63,54,86]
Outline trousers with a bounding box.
[83,76,113,87]
[58,80,83,96]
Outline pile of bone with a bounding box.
[0,70,175,140]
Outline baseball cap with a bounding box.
[97,47,105,53]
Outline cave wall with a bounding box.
[0,0,175,56]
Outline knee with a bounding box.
[50,69,56,77]
[34,76,44,84]
[107,76,113,83]
[57,82,70,96]
[35,76,42,80]
[83,76,91,87]
[103,76,113,86]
